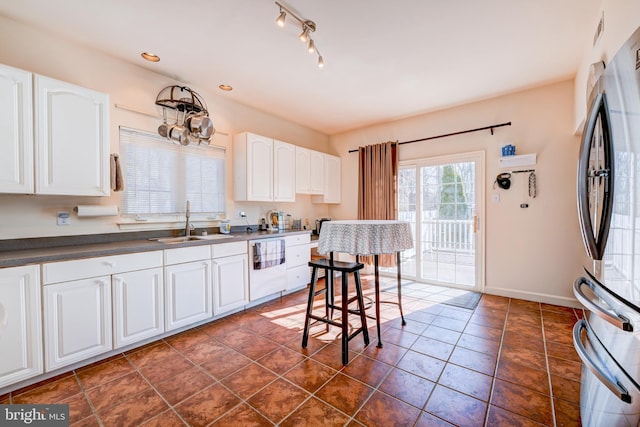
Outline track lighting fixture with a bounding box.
[274,1,325,68]
[276,9,286,27]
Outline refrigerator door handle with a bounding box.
[574,277,633,332]
[573,319,632,403]
[577,92,614,261]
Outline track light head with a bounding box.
[318,55,324,68]
[308,39,315,53]
[299,26,310,42]
[276,10,286,27]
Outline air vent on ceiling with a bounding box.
[593,12,604,47]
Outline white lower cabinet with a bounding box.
[164,246,212,331]
[285,234,311,292]
[42,251,163,372]
[212,254,248,315]
[112,268,164,348]
[0,265,43,388]
[212,242,249,315]
[44,277,112,372]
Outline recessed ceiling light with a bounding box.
[141,52,160,62]
[219,84,233,91]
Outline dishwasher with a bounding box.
[248,237,286,301]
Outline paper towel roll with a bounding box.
[75,205,119,217]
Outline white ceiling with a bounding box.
[0,0,599,135]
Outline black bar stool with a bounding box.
[302,257,369,365]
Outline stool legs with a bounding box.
[340,269,349,365]
[354,270,369,347]
[301,266,319,349]
[302,259,369,365]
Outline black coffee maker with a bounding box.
[314,218,331,235]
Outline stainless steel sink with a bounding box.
[192,234,234,241]
[151,234,234,244]
[152,236,204,244]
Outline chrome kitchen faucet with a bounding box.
[184,200,191,236]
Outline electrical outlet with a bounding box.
[57,211,70,226]
[239,211,246,218]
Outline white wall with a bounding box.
[573,0,640,132]
[329,80,589,307]
[0,15,331,239]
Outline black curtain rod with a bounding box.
[348,121,512,153]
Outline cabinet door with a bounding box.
[44,277,112,371]
[0,265,42,388]
[311,154,341,204]
[113,268,164,349]
[324,154,341,203]
[295,146,311,194]
[34,75,109,196]
[164,260,212,331]
[247,133,273,201]
[309,150,325,194]
[286,264,311,292]
[212,254,248,315]
[274,140,296,202]
[0,65,34,194]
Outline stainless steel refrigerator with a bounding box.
[574,26,640,426]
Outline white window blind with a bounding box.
[119,127,225,216]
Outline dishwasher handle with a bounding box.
[573,319,631,404]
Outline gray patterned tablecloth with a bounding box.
[317,220,413,255]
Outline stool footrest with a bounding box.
[308,314,342,328]
[308,259,364,273]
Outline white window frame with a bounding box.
[117,126,226,228]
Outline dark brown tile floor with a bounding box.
[0,276,583,426]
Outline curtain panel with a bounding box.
[357,141,399,266]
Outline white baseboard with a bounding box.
[484,286,584,309]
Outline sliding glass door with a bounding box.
[393,152,484,292]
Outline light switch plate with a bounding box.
[492,193,500,203]
[57,211,70,226]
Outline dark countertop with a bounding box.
[0,229,311,268]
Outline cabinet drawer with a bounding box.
[211,241,247,258]
[287,264,310,290]
[42,251,163,285]
[163,245,211,265]
[286,244,310,268]
[285,233,310,247]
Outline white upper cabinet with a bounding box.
[273,139,295,202]
[234,132,295,202]
[0,64,110,196]
[34,75,110,196]
[295,147,324,195]
[0,64,33,194]
[312,154,341,204]
[234,132,273,201]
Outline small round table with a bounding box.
[317,220,414,347]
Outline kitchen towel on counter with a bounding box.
[75,205,119,216]
[110,153,124,192]
[253,239,285,269]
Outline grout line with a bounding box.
[540,305,558,427]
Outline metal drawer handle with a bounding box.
[104,261,115,268]
[574,277,632,332]
[0,304,6,330]
[573,319,631,403]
